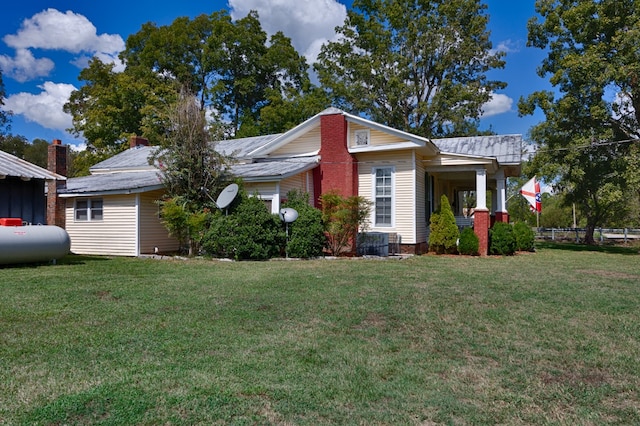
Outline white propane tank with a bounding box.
[0,223,71,265]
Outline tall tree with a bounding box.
[0,70,10,135]
[518,0,640,243]
[64,59,178,153]
[314,0,506,137]
[121,10,311,138]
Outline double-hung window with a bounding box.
[373,167,393,226]
[75,198,103,221]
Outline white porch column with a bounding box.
[475,168,487,210]
[495,170,506,213]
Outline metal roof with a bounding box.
[90,146,159,172]
[215,134,281,159]
[432,135,523,165]
[0,149,66,181]
[60,170,163,196]
[231,156,319,181]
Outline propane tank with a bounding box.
[0,220,71,265]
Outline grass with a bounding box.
[1,244,639,424]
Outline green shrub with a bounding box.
[489,222,516,255]
[429,195,459,254]
[513,222,535,252]
[203,193,284,260]
[282,191,325,258]
[458,227,479,255]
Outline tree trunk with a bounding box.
[584,222,596,245]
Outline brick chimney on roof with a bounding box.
[129,135,149,148]
[47,139,69,228]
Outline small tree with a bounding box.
[320,191,372,256]
[282,190,325,258]
[153,89,232,255]
[429,195,459,254]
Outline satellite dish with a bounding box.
[216,183,239,209]
[280,207,299,223]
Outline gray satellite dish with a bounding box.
[216,183,239,209]
[279,207,299,223]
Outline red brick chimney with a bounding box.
[129,135,149,148]
[47,139,68,227]
[313,111,358,208]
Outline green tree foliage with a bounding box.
[429,194,459,254]
[320,191,372,256]
[203,193,284,260]
[0,136,49,168]
[315,0,506,137]
[282,190,325,258]
[64,59,178,153]
[489,222,516,256]
[458,227,479,256]
[513,222,535,252]
[121,11,313,138]
[0,70,10,135]
[518,0,640,243]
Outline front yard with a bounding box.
[1,244,639,424]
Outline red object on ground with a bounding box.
[0,218,23,226]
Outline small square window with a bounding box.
[354,129,370,146]
[75,198,103,222]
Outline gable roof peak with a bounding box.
[318,107,346,116]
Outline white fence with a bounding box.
[535,227,640,243]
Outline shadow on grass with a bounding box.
[0,254,111,269]
[537,241,640,255]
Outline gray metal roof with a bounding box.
[432,135,523,164]
[214,134,281,158]
[231,156,319,181]
[0,149,66,180]
[60,170,163,196]
[90,146,159,172]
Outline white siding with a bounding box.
[357,151,417,244]
[138,190,179,255]
[415,158,427,245]
[244,182,279,214]
[66,194,138,256]
[280,171,314,203]
[349,123,407,148]
[271,127,321,157]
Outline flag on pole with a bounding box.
[519,176,542,212]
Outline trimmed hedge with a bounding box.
[429,195,459,254]
[513,222,535,252]
[489,222,516,256]
[458,227,479,256]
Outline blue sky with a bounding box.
[0,0,549,150]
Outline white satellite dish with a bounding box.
[279,207,299,223]
[216,183,239,210]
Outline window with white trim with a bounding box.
[373,167,393,226]
[75,198,103,221]
[354,129,370,146]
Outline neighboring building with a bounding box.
[58,108,522,256]
[0,145,66,225]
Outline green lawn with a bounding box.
[1,244,639,424]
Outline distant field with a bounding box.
[1,243,639,424]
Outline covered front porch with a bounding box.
[425,166,512,255]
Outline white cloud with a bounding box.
[481,93,513,118]
[2,82,76,131]
[228,0,347,63]
[1,8,125,81]
[3,8,124,54]
[490,39,521,56]
[0,48,54,82]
